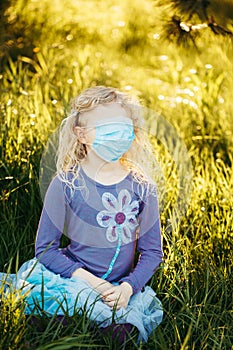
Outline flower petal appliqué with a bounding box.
[121,225,132,244]
[96,210,115,228]
[106,225,118,242]
[102,192,120,211]
[118,189,131,210]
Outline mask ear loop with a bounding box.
[72,111,91,156]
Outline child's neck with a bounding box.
[80,153,129,185]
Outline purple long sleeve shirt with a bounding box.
[35,167,163,294]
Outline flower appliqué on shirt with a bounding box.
[96,189,139,244]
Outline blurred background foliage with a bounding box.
[0,0,232,349]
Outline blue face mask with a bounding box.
[91,117,135,162]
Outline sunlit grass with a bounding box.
[0,278,27,350]
[0,0,232,348]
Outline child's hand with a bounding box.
[101,282,133,310]
[94,278,114,294]
[72,268,114,295]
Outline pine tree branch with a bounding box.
[169,0,210,19]
[163,0,233,46]
[208,16,233,36]
[164,15,233,46]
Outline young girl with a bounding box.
[1,86,163,344]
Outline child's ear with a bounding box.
[74,126,87,143]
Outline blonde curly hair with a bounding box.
[56,85,161,197]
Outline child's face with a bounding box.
[74,103,129,148]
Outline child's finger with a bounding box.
[102,292,112,299]
[103,299,121,309]
[102,288,116,298]
[102,292,116,302]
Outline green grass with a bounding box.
[0,0,233,349]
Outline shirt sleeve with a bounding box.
[119,183,163,294]
[35,175,84,278]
